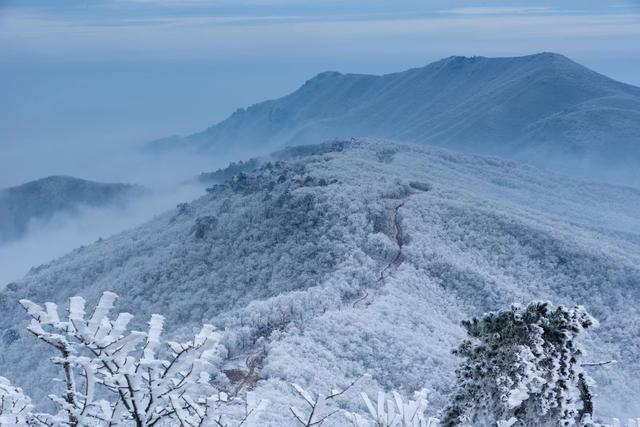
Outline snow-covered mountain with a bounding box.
[0,176,146,244]
[2,140,640,422]
[149,52,640,185]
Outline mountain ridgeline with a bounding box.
[150,53,640,185]
[2,141,640,421]
[0,176,146,244]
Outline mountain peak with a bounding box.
[433,52,570,68]
[150,53,640,186]
[436,55,486,68]
[305,71,343,84]
[524,51,575,65]
[27,175,87,187]
[531,51,565,58]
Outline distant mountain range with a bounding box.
[4,141,640,419]
[0,176,146,244]
[149,52,640,184]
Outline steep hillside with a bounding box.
[0,176,147,244]
[1,141,640,423]
[149,53,640,184]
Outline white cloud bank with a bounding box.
[444,7,552,15]
[2,8,639,62]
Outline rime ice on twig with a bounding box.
[12,291,267,426]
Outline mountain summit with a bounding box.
[150,53,640,184]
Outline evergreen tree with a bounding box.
[441,302,597,427]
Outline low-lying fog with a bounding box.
[0,137,252,286]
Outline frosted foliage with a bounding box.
[346,389,440,427]
[2,140,640,422]
[441,302,596,427]
[11,291,267,426]
[0,376,36,425]
[288,382,441,427]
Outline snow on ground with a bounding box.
[1,140,639,424]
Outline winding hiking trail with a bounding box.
[354,199,407,308]
[378,201,406,282]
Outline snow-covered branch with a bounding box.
[13,291,266,426]
[346,389,439,427]
[581,360,617,368]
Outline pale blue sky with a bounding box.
[1,0,640,186]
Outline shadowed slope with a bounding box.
[0,176,146,244]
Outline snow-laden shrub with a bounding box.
[10,291,266,426]
[1,287,610,427]
[346,389,440,427]
[289,381,440,427]
[441,302,597,427]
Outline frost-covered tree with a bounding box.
[14,291,266,426]
[441,302,597,427]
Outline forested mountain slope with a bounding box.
[0,176,146,244]
[149,53,640,184]
[1,140,640,422]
